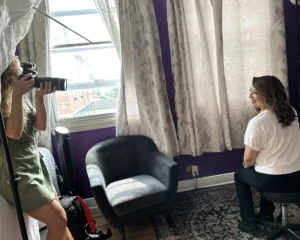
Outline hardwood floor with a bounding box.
[91,208,157,240]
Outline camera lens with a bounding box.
[35,77,67,91]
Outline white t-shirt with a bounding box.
[244,110,300,175]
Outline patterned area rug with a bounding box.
[152,184,300,240]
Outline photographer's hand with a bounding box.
[5,74,35,139]
[35,81,56,97]
[13,73,35,97]
[35,82,56,131]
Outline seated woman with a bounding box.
[235,75,300,232]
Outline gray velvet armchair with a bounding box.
[86,136,178,240]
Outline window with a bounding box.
[49,0,120,131]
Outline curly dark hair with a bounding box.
[252,76,296,127]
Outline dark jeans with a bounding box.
[234,167,300,224]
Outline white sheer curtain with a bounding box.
[94,0,179,157]
[222,0,288,147]
[167,0,287,156]
[94,0,121,58]
[19,0,53,151]
[0,0,38,94]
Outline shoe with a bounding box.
[238,222,257,232]
[255,213,273,222]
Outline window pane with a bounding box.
[49,0,97,12]
[51,44,120,119]
[55,86,118,119]
[49,0,112,45]
[50,14,111,45]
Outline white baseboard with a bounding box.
[84,197,98,210]
[84,172,235,210]
[177,172,234,192]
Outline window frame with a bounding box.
[49,8,119,132]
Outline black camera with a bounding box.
[19,62,67,91]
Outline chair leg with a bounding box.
[291,224,300,231]
[266,228,284,240]
[287,229,300,240]
[263,203,300,240]
[256,219,278,228]
[164,211,175,228]
[281,204,288,226]
[119,226,125,240]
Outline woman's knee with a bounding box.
[47,206,67,230]
[234,168,244,181]
[46,203,68,230]
[27,198,68,231]
[234,168,250,182]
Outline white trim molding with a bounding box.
[84,197,98,210]
[178,172,234,192]
[84,172,235,210]
[51,113,116,134]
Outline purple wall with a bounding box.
[152,0,177,125]
[284,0,300,111]
[52,0,299,198]
[52,128,116,198]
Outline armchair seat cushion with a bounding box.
[106,175,168,216]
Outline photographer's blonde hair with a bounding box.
[0,57,31,124]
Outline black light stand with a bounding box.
[0,112,28,240]
[295,0,300,91]
[296,0,300,117]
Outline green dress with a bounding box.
[0,99,56,213]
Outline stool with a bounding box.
[259,191,300,240]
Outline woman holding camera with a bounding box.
[0,57,73,240]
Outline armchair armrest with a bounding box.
[141,151,178,192]
[86,165,118,226]
[86,164,107,188]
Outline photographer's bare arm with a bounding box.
[35,81,56,131]
[5,73,34,139]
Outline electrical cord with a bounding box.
[193,172,198,189]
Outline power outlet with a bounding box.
[191,165,199,176]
